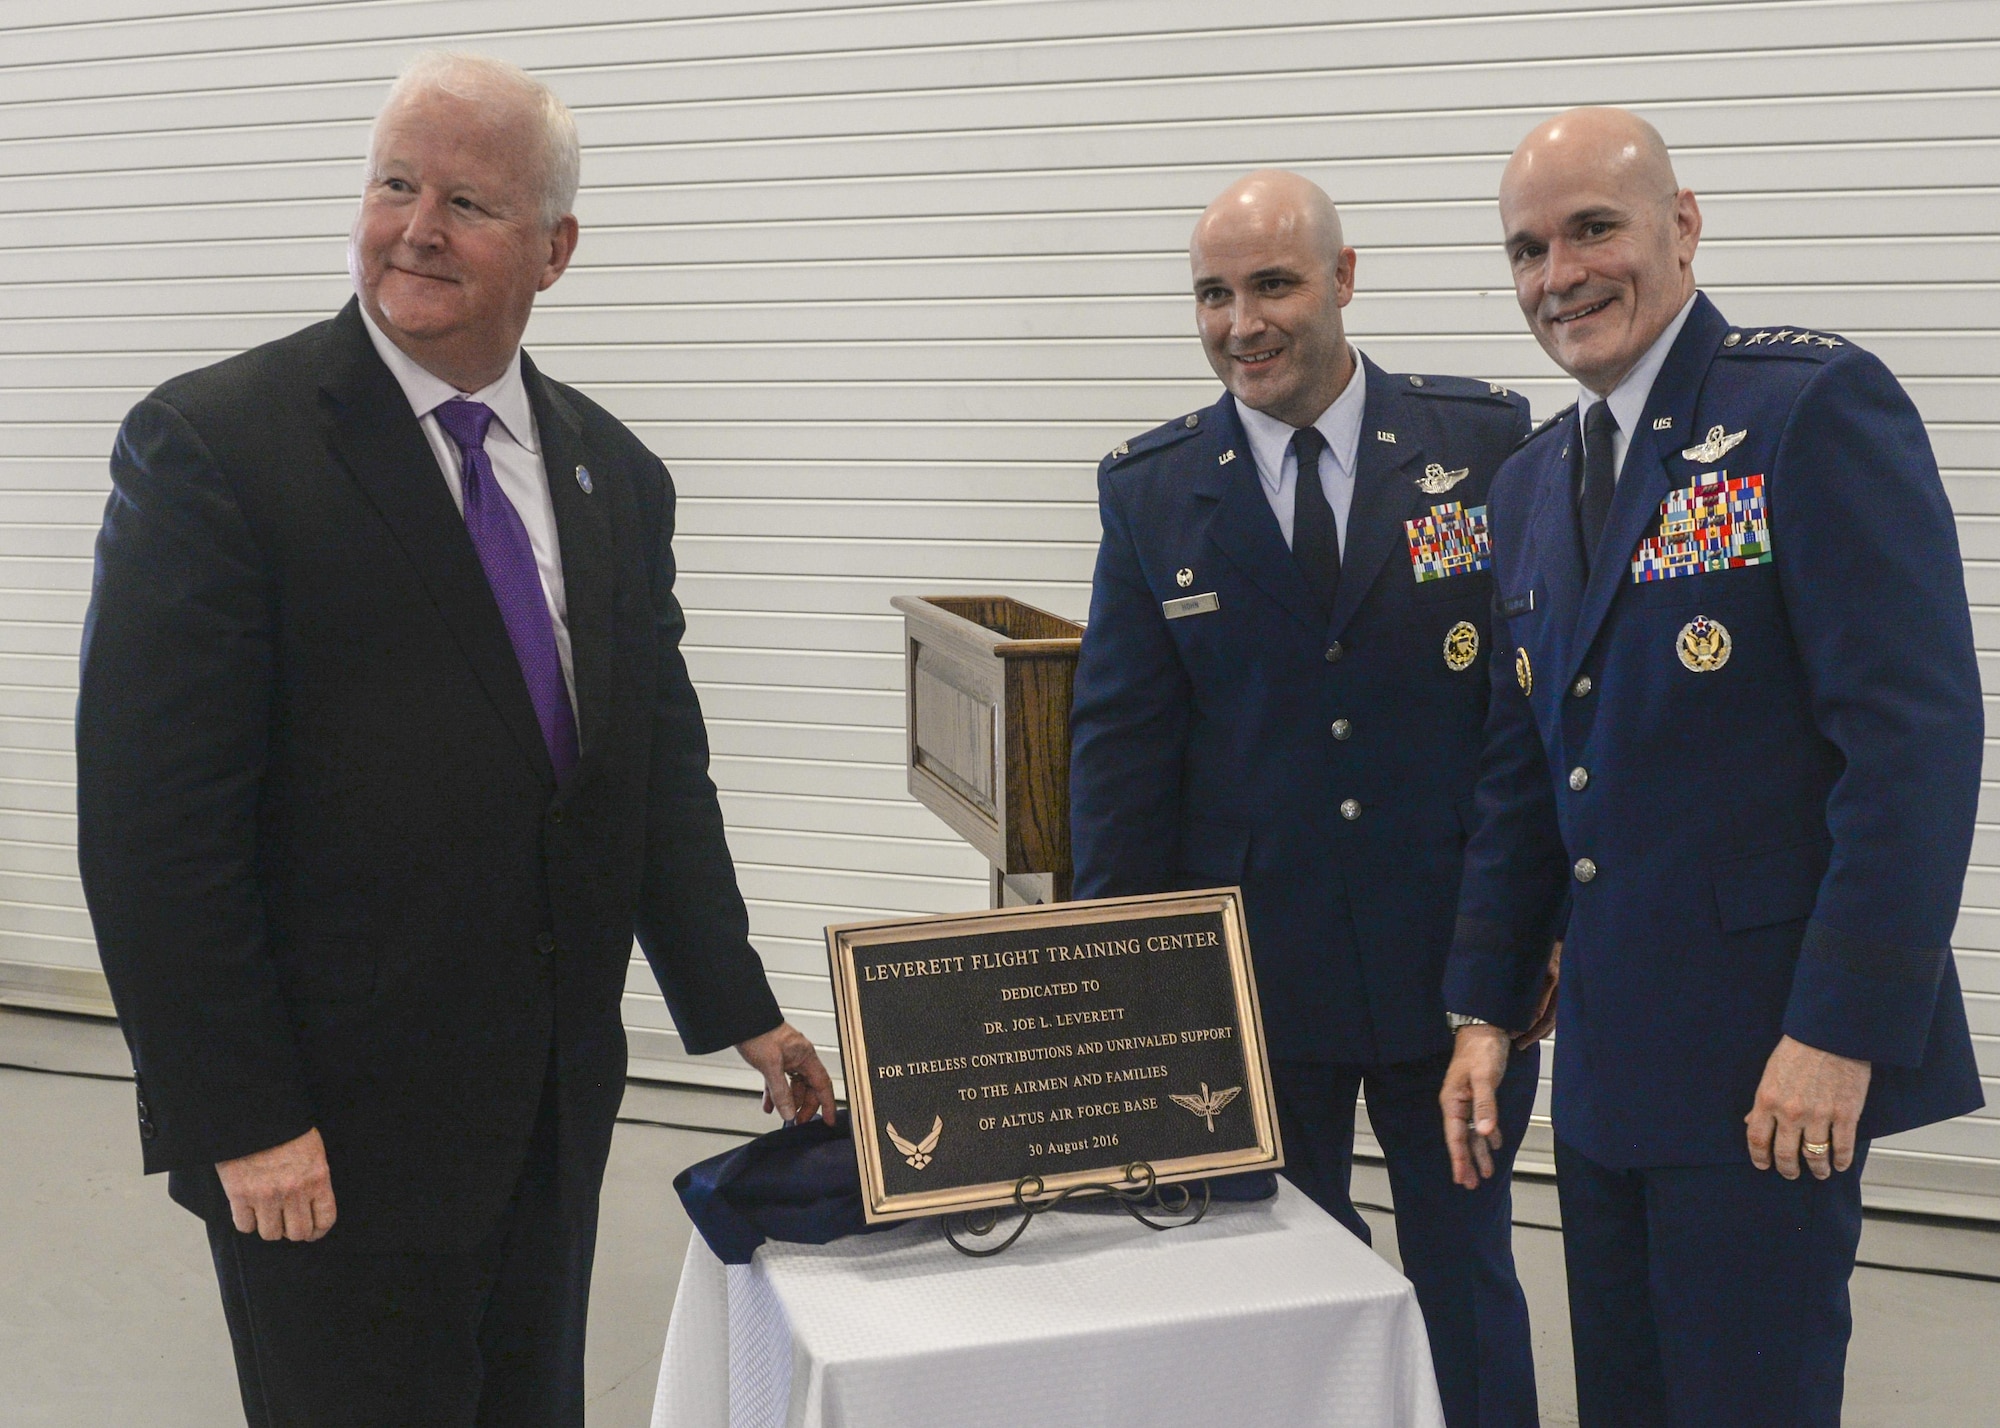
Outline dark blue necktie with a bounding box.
[1290,425,1340,614]
[1579,399,1619,572]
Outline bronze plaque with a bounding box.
[827,889,1282,1223]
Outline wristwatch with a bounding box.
[1445,1013,1490,1031]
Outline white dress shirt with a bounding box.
[1236,346,1370,552]
[359,305,576,709]
[1578,292,1699,482]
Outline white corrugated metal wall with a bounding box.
[1,0,1994,1216]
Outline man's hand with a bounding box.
[1513,941,1562,1050]
[737,1021,837,1126]
[1441,1023,1514,1189]
[216,1127,336,1241]
[1746,1034,1871,1180]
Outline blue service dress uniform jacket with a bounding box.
[1070,357,1531,1064]
[1445,292,1985,1169]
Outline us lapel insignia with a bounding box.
[1680,425,1746,464]
[1676,615,1732,673]
[1515,646,1533,695]
[1652,416,1674,431]
[1443,621,1480,671]
[1376,430,1397,443]
[1415,462,1470,494]
[575,464,594,494]
[1218,449,1237,465]
[1175,567,1194,588]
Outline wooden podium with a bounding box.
[891,595,1084,907]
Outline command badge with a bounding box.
[1443,621,1480,671]
[1515,646,1533,695]
[1676,615,1732,672]
[1680,425,1746,464]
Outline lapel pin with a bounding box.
[1680,426,1746,464]
[575,464,594,494]
[1219,449,1237,465]
[1652,416,1674,431]
[1375,430,1397,444]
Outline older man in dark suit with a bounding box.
[75,52,830,1427]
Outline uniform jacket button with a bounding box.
[1573,857,1598,883]
[1569,766,1590,791]
[1571,675,1594,697]
[534,933,556,956]
[1331,718,1352,740]
[1325,642,1346,663]
[1340,798,1362,821]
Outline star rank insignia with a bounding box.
[1415,462,1470,494]
[1680,425,1747,464]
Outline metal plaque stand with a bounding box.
[940,1162,1212,1258]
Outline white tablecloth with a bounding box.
[651,1181,1444,1428]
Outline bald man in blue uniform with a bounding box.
[1440,109,1984,1428]
[1071,171,1544,1427]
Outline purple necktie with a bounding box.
[432,398,579,781]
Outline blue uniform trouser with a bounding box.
[1555,1136,1868,1428]
[1272,1046,1541,1428]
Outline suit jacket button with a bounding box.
[1340,798,1362,821]
[1573,857,1598,883]
[1571,675,1594,697]
[549,808,565,824]
[1568,766,1590,791]
[1331,719,1352,740]
[1324,642,1345,663]
[535,933,556,956]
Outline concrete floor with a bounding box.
[3,1063,1996,1426]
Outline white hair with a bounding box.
[376,51,580,227]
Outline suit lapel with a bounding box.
[1191,395,1326,633]
[1329,357,1421,639]
[317,300,554,786]
[526,354,614,787]
[1564,295,1729,685]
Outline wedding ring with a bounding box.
[1802,1139,1830,1158]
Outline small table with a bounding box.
[650,1181,1444,1428]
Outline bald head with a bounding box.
[1190,171,1358,426]
[1498,107,1701,394]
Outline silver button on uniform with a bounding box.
[1331,719,1352,740]
[1340,799,1361,821]
[1568,767,1589,791]
[1571,675,1594,698]
[1573,857,1597,883]
[1325,642,1346,663]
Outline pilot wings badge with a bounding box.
[1680,425,1746,464]
[1169,1083,1242,1133]
[885,1116,943,1170]
[1415,462,1471,494]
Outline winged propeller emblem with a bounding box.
[1168,1083,1243,1133]
[885,1115,944,1170]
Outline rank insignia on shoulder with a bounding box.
[1443,620,1480,672]
[1676,615,1732,673]
[1110,441,1129,460]
[1681,425,1746,464]
[1405,502,1491,583]
[1415,463,1470,494]
[1515,646,1533,695]
[1632,471,1771,582]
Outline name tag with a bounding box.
[1162,592,1220,620]
[1498,590,1536,617]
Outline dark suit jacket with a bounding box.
[76,300,782,1252]
[1070,361,1531,1064]
[1446,293,1984,1167]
